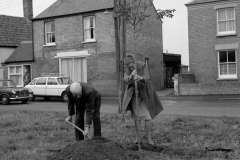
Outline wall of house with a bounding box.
[125,4,164,90]
[33,11,117,96]
[187,1,240,94]
[0,47,15,79]
[0,47,15,65]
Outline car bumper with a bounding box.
[10,96,30,100]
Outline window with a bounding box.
[218,50,237,79]
[57,77,73,85]
[0,80,16,88]
[217,8,235,35]
[60,58,87,82]
[83,16,95,42]
[47,78,58,85]
[36,78,47,85]
[45,21,55,44]
[30,79,37,85]
[8,65,31,87]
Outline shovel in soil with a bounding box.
[65,120,91,139]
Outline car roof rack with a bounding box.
[41,73,65,77]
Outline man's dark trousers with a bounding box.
[75,93,101,140]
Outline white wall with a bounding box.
[0,47,15,79]
[0,47,15,65]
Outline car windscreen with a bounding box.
[0,80,17,88]
[29,79,37,85]
[57,78,73,85]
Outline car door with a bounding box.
[57,77,72,95]
[25,78,38,93]
[34,78,47,95]
[45,78,59,96]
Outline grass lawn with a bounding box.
[0,110,239,160]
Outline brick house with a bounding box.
[29,0,164,96]
[1,0,33,87]
[182,0,240,95]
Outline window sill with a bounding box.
[82,40,97,44]
[216,33,237,37]
[43,43,56,47]
[217,77,238,81]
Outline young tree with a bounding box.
[115,0,175,150]
[116,0,175,109]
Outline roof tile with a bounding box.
[34,0,114,20]
[186,0,227,5]
[5,42,33,63]
[0,15,32,47]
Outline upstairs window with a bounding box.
[217,8,235,35]
[83,16,96,42]
[218,50,237,79]
[45,21,55,45]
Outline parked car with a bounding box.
[24,74,73,101]
[0,79,32,105]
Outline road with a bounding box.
[0,97,240,117]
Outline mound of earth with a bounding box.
[48,137,143,160]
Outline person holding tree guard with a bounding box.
[122,55,163,146]
[65,82,101,141]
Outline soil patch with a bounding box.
[48,137,143,160]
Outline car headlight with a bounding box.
[12,90,16,94]
[28,89,32,92]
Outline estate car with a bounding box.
[24,74,73,101]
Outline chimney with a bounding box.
[23,0,33,20]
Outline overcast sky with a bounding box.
[0,0,190,65]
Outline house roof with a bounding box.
[34,0,114,20]
[0,15,32,47]
[186,0,227,6]
[4,41,33,64]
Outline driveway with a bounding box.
[0,97,240,118]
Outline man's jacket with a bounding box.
[65,82,99,125]
[122,61,163,119]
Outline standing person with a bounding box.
[65,82,101,141]
[122,55,163,146]
[23,67,31,86]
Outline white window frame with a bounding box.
[217,7,236,36]
[218,50,237,79]
[83,16,96,42]
[44,21,56,45]
[8,64,32,87]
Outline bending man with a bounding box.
[65,82,101,140]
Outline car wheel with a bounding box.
[21,99,29,104]
[1,95,9,105]
[29,93,35,101]
[44,97,50,101]
[62,92,68,102]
